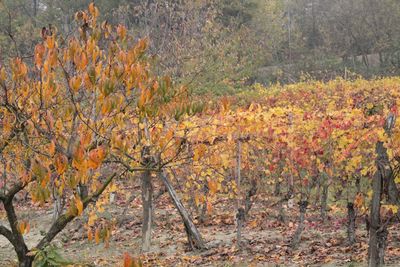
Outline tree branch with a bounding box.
[0,224,17,248]
[35,171,123,250]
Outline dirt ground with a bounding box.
[2,191,400,266]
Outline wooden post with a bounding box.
[159,171,206,250]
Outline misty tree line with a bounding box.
[1,0,400,93]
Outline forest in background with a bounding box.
[2,0,400,94]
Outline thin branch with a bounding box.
[35,171,123,249]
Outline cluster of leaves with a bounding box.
[174,78,400,215]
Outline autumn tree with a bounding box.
[0,3,207,266]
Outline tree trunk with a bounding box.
[320,179,328,222]
[290,200,308,248]
[3,198,32,266]
[159,172,206,250]
[347,202,356,245]
[236,207,245,249]
[141,169,153,252]
[368,141,390,266]
[19,256,34,267]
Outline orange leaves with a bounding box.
[88,146,106,169]
[138,88,152,110]
[354,193,364,209]
[34,44,45,68]
[55,154,68,175]
[17,221,30,235]
[72,145,86,171]
[74,51,88,71]
[88,228,93,242]
[11,58,28,80]
[208,179,218,195]
[45,35,56,50]
[48,140,56,155]
[124,253,142,267]
[94,227,101,244]
[68,195,84,216]
[92,224,112,248]
[117,24,127,40]
[75,196,84,215]
[69,76,82,92]
[88,2,99,18]
[220,96,231,112]
[0,66,6,81]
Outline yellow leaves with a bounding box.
[376,129,388,142]
[360,167,369,176]
[193,144,207,161]
[69,76,82,92]
[17,221,30,235]
[382,204,398,214]
[345,155,362,173]
[109,183,118,193]
[88,146,106,169]
[194,193,205,206]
